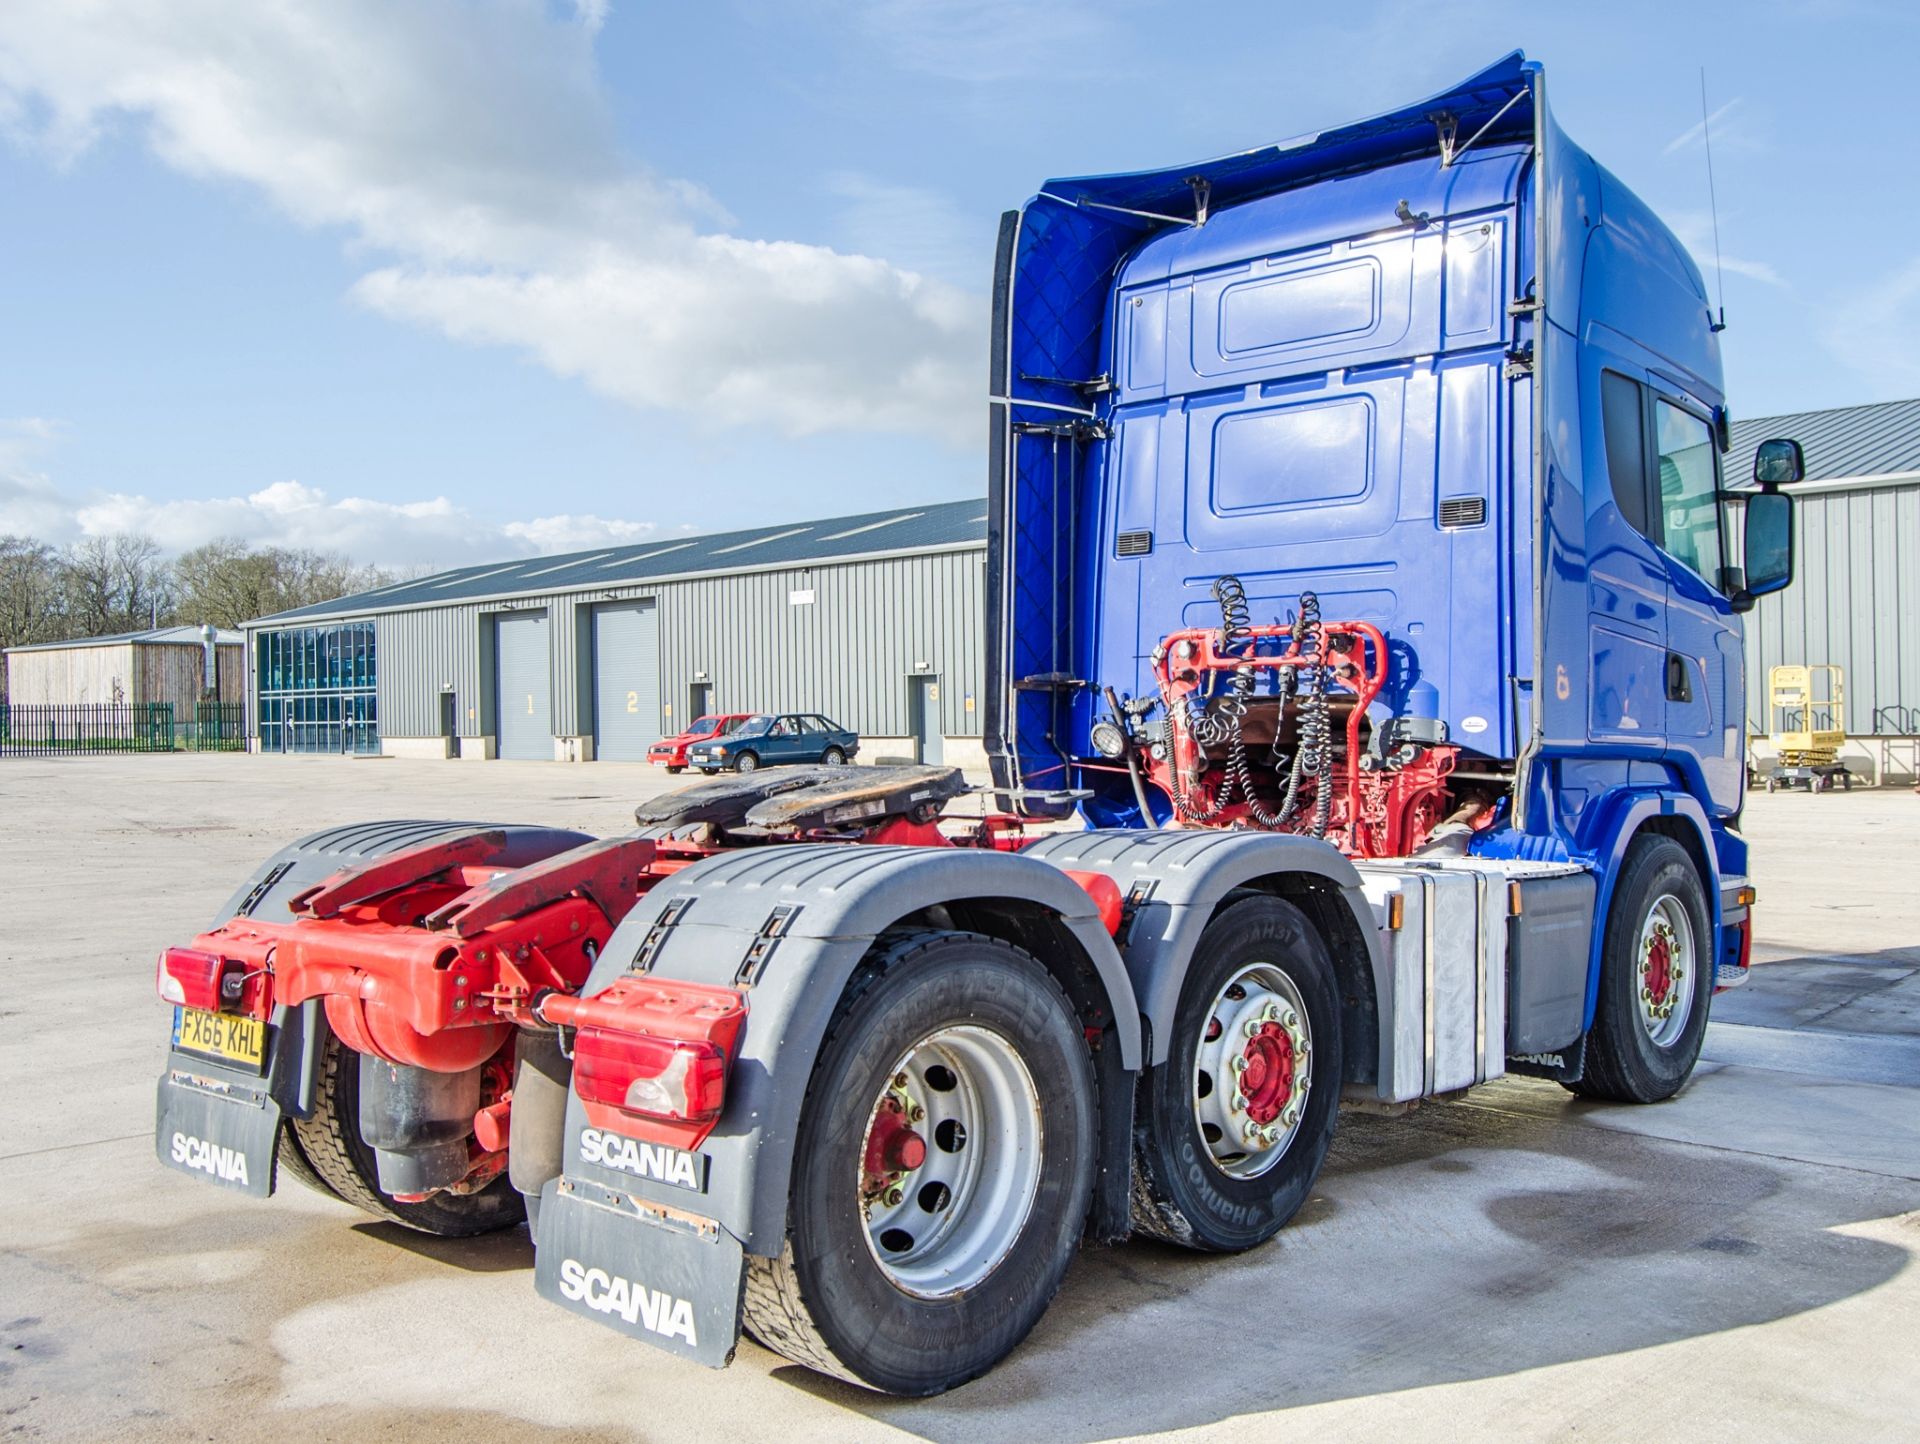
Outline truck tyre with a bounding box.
[1129,896,1342,1252]
[1568,834,1713,1104]
[741,931,1097,1395]
[287,1034,524,1236]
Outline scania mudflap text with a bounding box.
[154,52,1807,1396]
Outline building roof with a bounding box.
[1728,396,1920,487]
[4,625,244,656]
[250,497,990,626]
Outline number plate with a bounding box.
[172,1006,267,1070]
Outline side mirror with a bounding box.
[1733,489,1794,610]
[1753,437,1805,487]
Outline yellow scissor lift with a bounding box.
[1763,664,1853,792]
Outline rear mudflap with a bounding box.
[155,1058,282,1198]
[534,1175,745,1368]
[153,998,325,1199]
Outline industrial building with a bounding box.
[242,499,987,765]
[1731,396,1920,783]
[4,625,243,710]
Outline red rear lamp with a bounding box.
[572,1030,729,1124]
[157,947,264,1015]
[542,976,746,1148]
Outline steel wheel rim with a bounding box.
[1191,963,1312,1179]
[858,1024,1043,1298]
[1636,893,1695,1046]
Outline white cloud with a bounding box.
[1820,256,1920,399]
[842,0,1124,84]
[0,418,76,540]
[0,426,663,569]
[571,0,611,36]
[827,172,991,289]
[0,0,979,443]
[1666,210,1787,290]
[1663,97,1744,156]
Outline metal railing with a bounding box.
[1872,705,1920,736]
[182,702,246,752]
[0,703,176,756]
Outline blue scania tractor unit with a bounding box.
[153,54,1803,1397]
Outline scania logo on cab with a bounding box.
[557,1258,697,1344]
[578,1127,703,1190]
[169,1130,249,1186]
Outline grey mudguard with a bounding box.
[557,843,1143,1257]
[1020,830,1386,1068]
[155,820,591,1190]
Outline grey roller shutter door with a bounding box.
[592,600,659,761]
[495,611,551,760]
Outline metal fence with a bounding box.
[181,702,246,752]
[0,703,177,756]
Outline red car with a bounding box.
[647,713,753,772]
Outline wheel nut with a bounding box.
[909,1104,925,1123]
[1280,1007,1297,1029]
[1264,1003,1282,1022]
[1232,1092,1248,1111]
[1242,1121,1263,1141]
[1229,1055,1247,1074]
[1245,1019,1263,1038]
[884,1185,904,1207]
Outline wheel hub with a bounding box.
[1641,929,1675,1012]
[861,1087,928,1203]
[1237,1023,1296,1125]
[1192,964,1312,1179]
[1635,894,1695,1046]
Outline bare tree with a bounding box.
[61,534,174,636]
[172,538,392,629]
[0,536,66,647]
[0,535,69,701]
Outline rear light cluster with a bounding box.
[543,977,746,1149]
[156,947,268,1016]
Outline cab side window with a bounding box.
[1599,369,1725,589]
[1654,401,1722,583]
[1601,371,1651,536]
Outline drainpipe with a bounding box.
[201,624,218,698]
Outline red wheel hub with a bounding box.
[1644,931,1674,1006]
[862,1099,927,1192]
[1239,1023,1296,1125]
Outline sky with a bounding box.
[2,0,1916,570]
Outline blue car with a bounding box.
[687,713,859,774]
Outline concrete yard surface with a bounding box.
[1,756,1916,1442]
